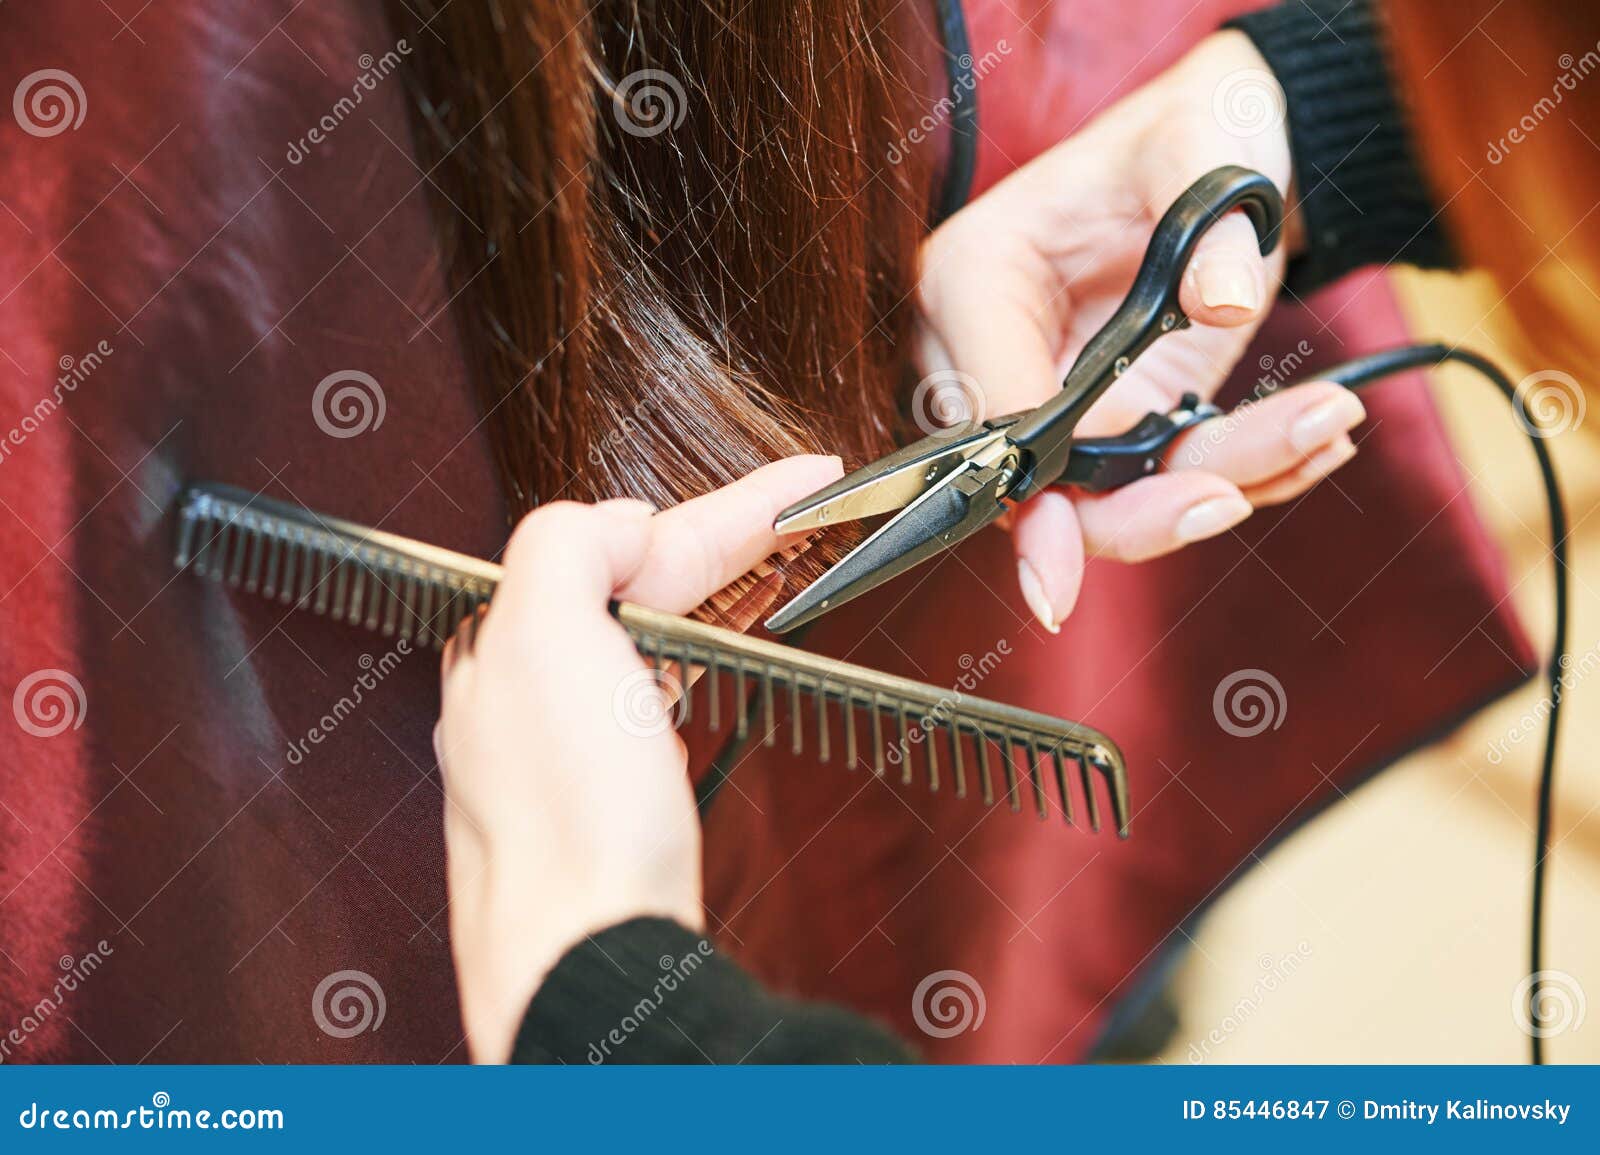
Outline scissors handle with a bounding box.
[1005,166,1284,501]
[1056,393,1222,492]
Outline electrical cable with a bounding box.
[1320,343,1570,1066]
[701,342,1569,1064]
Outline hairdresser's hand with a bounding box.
[434,455,842,1062]
[915,30,1365,631]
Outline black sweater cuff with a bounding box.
[511,917,916,1064]
[1227,0,1455,293]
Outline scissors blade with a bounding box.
[766,458,1012,633]
[773,423,1003,534]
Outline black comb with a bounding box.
[174,482,1129,835]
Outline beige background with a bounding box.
[1156,270,1598,1064]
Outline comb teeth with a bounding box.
[175,482,1129,836]
[175,484,495,650]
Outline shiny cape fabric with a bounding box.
[0,0,1530,1062]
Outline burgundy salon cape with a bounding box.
[0,0,1530,1062]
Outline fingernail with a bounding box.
[1306,433,1358,474]
[1195,255,1261,313]
[1017,559,1060,634]
[1176,495,1252,543]
[1289,393,1366,454]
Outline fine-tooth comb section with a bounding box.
[174,482,1130,836]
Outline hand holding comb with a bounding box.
[173,482,1129,835]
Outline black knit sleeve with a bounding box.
[1226,0,1456,293]
[510,917,917,1064]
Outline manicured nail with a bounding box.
[1017,559,1059,634]
[1304,433,1358,475]
[1176,495,1252,543]
[1194,254,1262,313]
[1289,393,1366,454]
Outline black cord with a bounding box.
[1318,343,1570,1065]
[931,0,977,227]
[694,720,747,816]
[700,343,1569,1063]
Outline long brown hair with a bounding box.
[389,0,940,548]
[1385,1,1600,376]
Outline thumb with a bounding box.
[1176,208,1271,327]
[915,227,1063,423]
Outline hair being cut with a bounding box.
[390,0,942,586]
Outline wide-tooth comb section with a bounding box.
[174,484,497,654]
[621,601,1128,837]
[173,482,1130,836]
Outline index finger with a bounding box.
[618,454,843,614]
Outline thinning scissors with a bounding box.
[765,166,1284,634]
